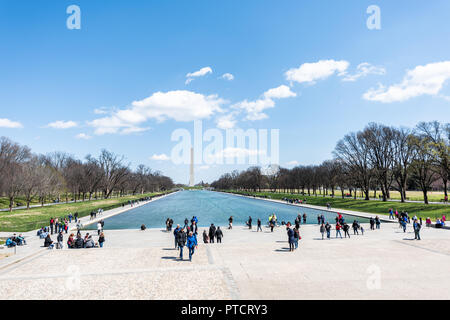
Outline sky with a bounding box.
[1,0,450,184]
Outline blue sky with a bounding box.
[1,0,449,184]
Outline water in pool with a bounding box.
[86,190,369,230]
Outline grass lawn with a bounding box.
[0,191,170,233]
[261,189,447,202]
[226,190,449,220]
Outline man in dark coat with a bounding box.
[177,228,187,259]
[215,227,223,243]
[209,224,216,243]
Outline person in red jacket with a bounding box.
[336,222,343,239]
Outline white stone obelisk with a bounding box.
[189,147,195,187]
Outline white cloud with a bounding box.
[285,59,349,84]
[186,67,213,84]
[233,98,275,121]
[221,73,234,81]
[216,113,237,129]
[0,118,23,128]
[233,85,296,121]
[199,165,210,170]
[46,120,78,129]
[363,61,450,103]
[89,90,226,135]
[151,154,170,161]
[286,160,299,166]
[342,63,386,82]
[263,85,297,99]
[75,133,92,140]
[93,107,109,115]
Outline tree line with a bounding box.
[211,121,449,204]
[0,137,174,211]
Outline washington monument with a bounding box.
[189,147,194,187]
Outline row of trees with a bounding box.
[0,137,174,211]
[211,121,449,204]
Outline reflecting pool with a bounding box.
[86,190,369,230]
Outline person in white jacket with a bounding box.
[97,222,102,235]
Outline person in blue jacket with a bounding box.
[187,231,198,262]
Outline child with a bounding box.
[361,226,364,235]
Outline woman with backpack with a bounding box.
[187,231,198,262]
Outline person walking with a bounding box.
[173,224,181,249]
[370,218,375,230]
[208,224,216,243]
[57,231,63,249]
[336,223,343,239]
[247,216,252,229]
[74,212,78,223]
[98,232,105,248]
[293,226,300,249]
[270,218,275,232]
[97,222,102,236]
[202,230,209,243]
[215,226,223,243]
[352,220,359,235]
[325,222,331,239]
[190,221,198,235]
[257,219,262,232]
[50,218,54,235]
[375,216,381,230]
[320,223,325,240]
[413,220,421,240]
[177,228,187,259]
[287,225,295,252]
[228,216,233,229]
[302,213,307,224]
[187,231,197,262]
[343,223,350,238]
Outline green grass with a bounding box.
[0,191,172,232]
[225,190,449,220]
[259,189,447,202]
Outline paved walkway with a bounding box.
[0,221,449,300]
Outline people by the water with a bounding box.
[209,224,216,243]
[215,226,223,243]
[247,216,252,229]
[177,227,187,259]
[257,219,262,232]
[228,216,233,229]
[187,231,197,262]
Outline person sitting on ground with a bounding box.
[5,237,17,247]
[75,234,84,248]
[84,235,95,248]
[426,217,432,227]
[141,224,146,231]
[67,234,75,249]
[44,234,54,249]
[15,234,26,246]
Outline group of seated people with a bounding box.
[44,232,98,249]
[4,234,27,247]
[67,233,97,249]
